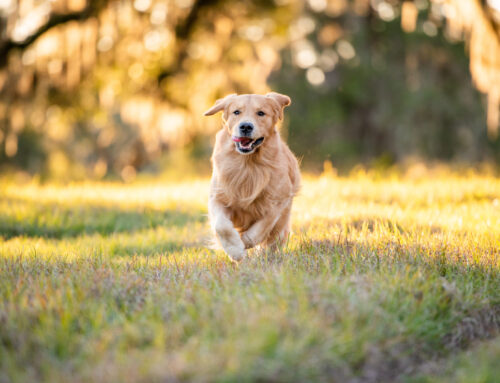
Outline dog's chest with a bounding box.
[218,174,275,231]
[215,153,288,230]
[218,181,271,211]
[229,194,271,231]
[218,161,271,199]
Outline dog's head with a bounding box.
[204,92,291,155]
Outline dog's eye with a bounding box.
[233,110,240,115]
[257,111,265,116]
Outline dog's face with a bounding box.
[204,93,291,155]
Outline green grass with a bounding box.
[408,337,500,383]
[0,173,499,382]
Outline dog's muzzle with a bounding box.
[232,136,265,154]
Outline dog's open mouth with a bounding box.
[232,136,265,154]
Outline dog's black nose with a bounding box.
[239,122,253,136]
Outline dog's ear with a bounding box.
[204,94,237,116]
[265,92,291,121]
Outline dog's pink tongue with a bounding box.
[232,137,252,146]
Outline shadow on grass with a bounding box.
[0,197,207,240]
[106,237,206,257]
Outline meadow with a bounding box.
[0,170,499,382]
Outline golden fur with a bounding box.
[204,92,300,261]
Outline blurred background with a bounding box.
[1,0,500,181]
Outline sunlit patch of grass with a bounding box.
[0,173,499,382]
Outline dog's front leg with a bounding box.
[209,198,246,262]
[241,200,291,249]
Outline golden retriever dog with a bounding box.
[204,92,300,262]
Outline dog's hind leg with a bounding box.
[265,204,292,250]
[241,199,291,250]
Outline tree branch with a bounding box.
[157,0,220,83]
[0,0,107,67]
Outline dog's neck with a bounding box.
[213,129,282,208]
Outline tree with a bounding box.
[0,0,498,178]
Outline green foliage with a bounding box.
[272,15,496,170]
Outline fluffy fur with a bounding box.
[204,92,301,261]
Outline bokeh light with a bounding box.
[0,0,498,180]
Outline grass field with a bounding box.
[0,171,499,382]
